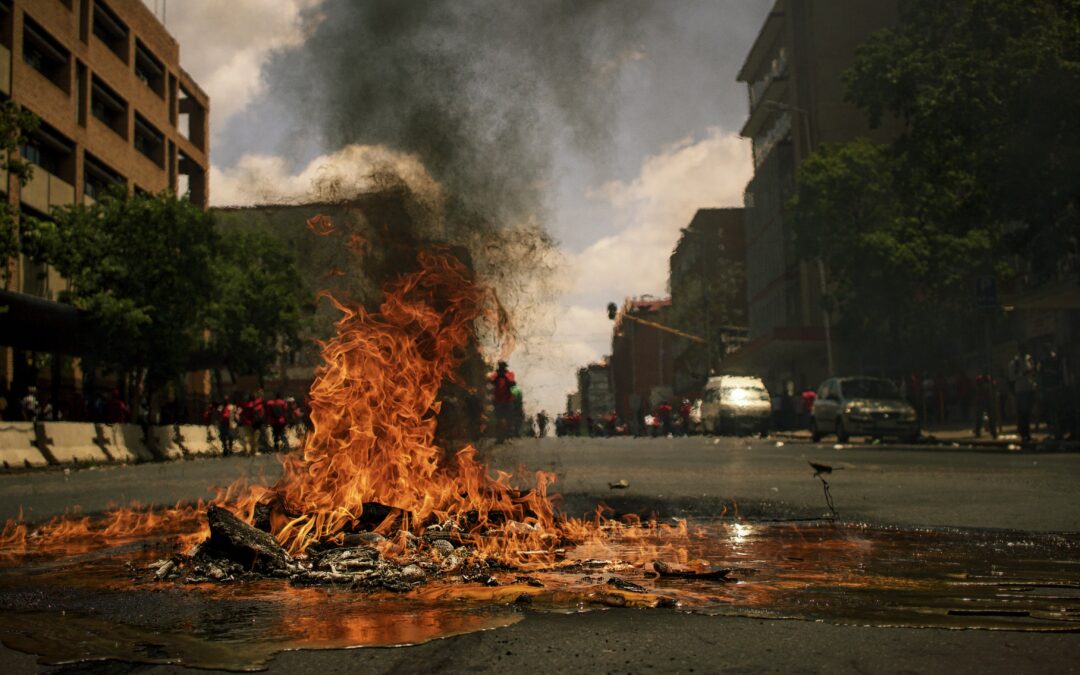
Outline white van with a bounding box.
[700,375,771,436]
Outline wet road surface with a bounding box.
[1,436,1078,672]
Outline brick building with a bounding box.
[610,296,674,425]
[0,0,209,410]
[2,0,209,300]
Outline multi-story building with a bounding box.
[575,361,613,421]
[610,296,674,424]
[2,0,209,300]
[668,207,747,396]
[732,0,897,393]
[0,0,209,408]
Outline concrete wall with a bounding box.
[0,421,47,468]
[0,421,305,470]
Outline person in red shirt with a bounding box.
[800,389,817,430]
[678,399,693,436]
[657,401,674,436]
[239,391,265,455]
[105,389,130,425]
[266,392,289,452]
[489,362,516,443]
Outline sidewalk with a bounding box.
[775,421,1080,452]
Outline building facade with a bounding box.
[610,296,675,424]
[668,207,748,396]
[575,362,613,421]
[731,0,897,393]
[2,0,209,300]
[1,0,209,411]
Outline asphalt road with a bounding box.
[1,436,1079,673]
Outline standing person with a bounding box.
[535,410,549,438]
[657,400,674,437]
[239,392,257,455]
[1038,347,1065,440]
[266,391,289,452]
[800,388,817,430]
[678,399,693,436]
[973,370,997,439]
[105,389,129,424]
[1009,350,1037,441]
[217,395,236,456]
[286,396,306,444]
[489,362,516,443]
[20,386,39,421]
[251,388,268,452]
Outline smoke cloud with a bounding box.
[257,0,661,226]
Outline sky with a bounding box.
[146,0,771,414]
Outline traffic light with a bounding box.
[606,302,618,320]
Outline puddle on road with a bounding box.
[0,521,1078,670]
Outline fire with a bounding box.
[0,242,617,568]
[259,247,567,562]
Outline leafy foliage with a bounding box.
[207,229,307,382]
[0,101,40,272]
[25,190,217,385]
[791,0,1079,366]
[844,0,1080,282]
[791,140,999,366]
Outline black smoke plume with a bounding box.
[259,0,660,225]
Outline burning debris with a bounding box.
[148,501,530,594]
[0,243,714,612]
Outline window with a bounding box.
[22,17,69,91]
[91,75,126,138]
[92,0,128,62]
[178,84,206,150]
[0,1,13,50]
[21,125,74,178]
[134,40,164,97]
[133,113,163,166]
[83,151,124,199]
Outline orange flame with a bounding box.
[0,246,594,567]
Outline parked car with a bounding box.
[810,377,919,443]
[700,375,771,436]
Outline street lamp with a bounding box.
[761,100,835,377]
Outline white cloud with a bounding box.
[209,144,441,206]
[574,128,752,301]
[147,0,322,141]
[514,128,752,414]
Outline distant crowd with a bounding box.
[1,385,311,455]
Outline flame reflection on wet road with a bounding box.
[0,520,1077,670]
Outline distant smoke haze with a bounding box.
[257,0,662,225]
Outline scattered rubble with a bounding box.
[652,560,732,581]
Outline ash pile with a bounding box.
[148,504,522,592]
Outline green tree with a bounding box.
[24,190,217,400]
[790,139,999,367]
[844,0,1080,281]
[207,230,307,389]
[0,101,40,279]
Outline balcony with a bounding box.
[21,168,75,213]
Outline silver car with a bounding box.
[810,377,919,443]
[701,375,771,436]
